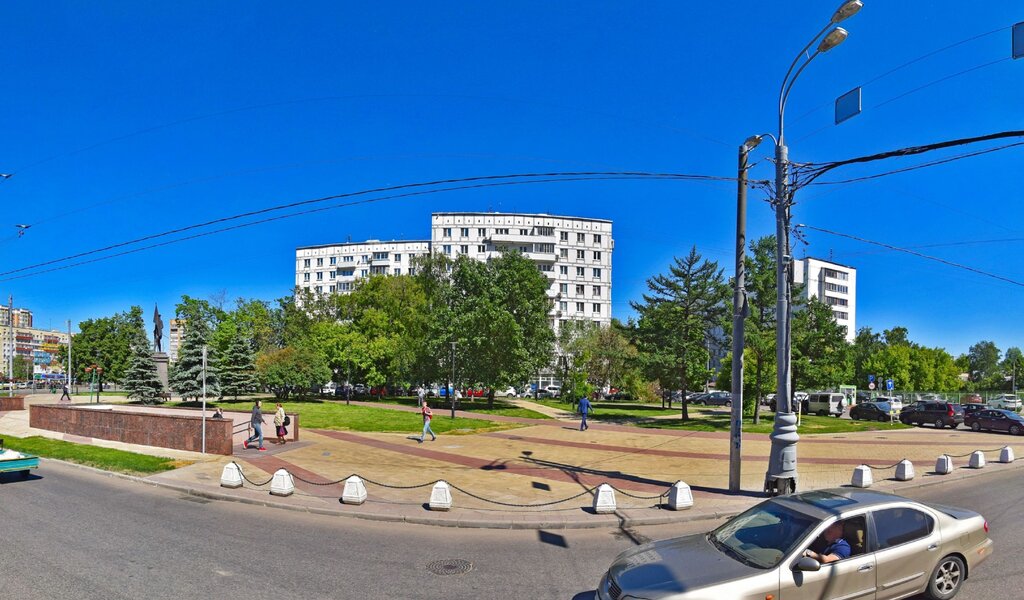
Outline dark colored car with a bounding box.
[702,391,733,407]
[960,403,987,417]
[850,400,894,422]
[965,409,1024,435]
[769,396,811,413]
[899,401,965,429]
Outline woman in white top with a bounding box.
[273,403,287,445]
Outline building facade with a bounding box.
[295,240,431,295]
[0,306,34,328]
[168,319,185,363]
[430,212,613,330]
[1,325,70,380]
[793,257,857,342]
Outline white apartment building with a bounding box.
[295,240,432,295]
[168,319,185,362]
[1,325,70,380]
[430,212,613,330]
[793,257,857,342]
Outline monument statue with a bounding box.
[153,304,164,353]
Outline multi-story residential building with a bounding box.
[168,319,185,362]
[792,257,857,342]
[430,212,613,330]
[0,306,34,328]
[1,324,70,380]
[295,240,431,295]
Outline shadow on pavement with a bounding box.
[0,471,42,484]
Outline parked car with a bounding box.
[850,400,896,422]
[769,395,811,413]
[960,402,987,418]
[965,408,1024,435]
[873,395,903,412]
[899,401,965,429]
[494,386,518,397]
[689,392,710,405]
[537,385,561,398]
[987,394,1021,411]
[807,392,846,417]
[702,391,733,407]
[597,488,992,600]
[352,383,368,396]
[962,393,983,404]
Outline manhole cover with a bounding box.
[426,559,473,576]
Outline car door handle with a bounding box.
[858,564,874,572]
[928,544,939,551]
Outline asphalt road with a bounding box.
[1,461,1019,600]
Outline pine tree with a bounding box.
[220,328,258,400]
[124,328,164,404]
[169,319,220,401]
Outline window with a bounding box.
[394,268,401,275]
[559,301,567,311]
[343,256,353,263]
[477,245,486,253]
[537,243,554,253]
[560,231,568,241]
[329,271,336,279]
[329,257,337,266]
[593,268,602,279]
[315,286,323,293]
[303,273,310,282]
[559,248,568,259]
[593,303,601,314]
[339,282,351,291]
[593,286,601,297]
[520,228,529,235]
[823,268,849,281]
[576,302,584,312]
[576,267,585,277]
[577,232,585,243]
[316,258,323,267]
[520,245,529,253]
[825,283,849,293]
[537,226,554,236]
[360,269,368,277]
[575,284,584,295]
[340,269,354,277]
[460,227,469,237]
[873,508,934,549]
[370,266,388,275]
[834,311,849,320]
[443,245,452,255]
[478,228,487,236]
[361,254,369,262]
[560,266,568,275]
[576,249,585,260]
[316,272,323,281]
[825,296,848,306]
[328,285,335,292]
[496,228,509,235]
[373,252,388,260]
[559,283,567,293]
[443,227,452,237]
[539,264,553,272]
[593,251,602,261]
[460,245,469,254]
[394,254,401,262]
[594,234,602,244]
[303,259,310,268]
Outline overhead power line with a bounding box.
[796,224,1024,289]
[0,171,735,282]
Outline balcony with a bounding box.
[523,250,557,263]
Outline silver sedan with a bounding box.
[598,488,992,600]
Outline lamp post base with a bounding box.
[764,475,797,497]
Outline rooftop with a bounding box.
[431,211,612,224]
[296,239,431,251]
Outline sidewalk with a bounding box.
[5,394,1022,529]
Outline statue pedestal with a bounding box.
[152,352,169,392]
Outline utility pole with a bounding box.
[202,345,207,454]
[67,319,72,389]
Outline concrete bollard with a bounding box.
[895,460,915,481]
[220,462,243,489]
[593,483,617,514]
[270,468,295,496]
[667,481,693,510]
[999,447,1015,463]
[969,451,986,469]
[935,455,953,475]
[429,481,452,511]
[342,476,368,505]
[851,465,873,488]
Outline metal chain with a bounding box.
[290,473,355,486]
[945,447,1007,458]
[609,485,669,500]
[447,483,597,507]
[861,460,906,470]
[359,476,441,490]
[234,463,273,487]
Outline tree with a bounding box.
[169,300,220,401]
[218,321,259,400]
[123,326,164,404]
[12,355,33,382]
[1001,347,1023,392]
[792,297,852,392]
[66,306,144,383]
[632,247,728,420]
[256,346,330,399]
[967,340,1001,385]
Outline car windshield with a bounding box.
[709,501,819,569]
[874,401,891,411]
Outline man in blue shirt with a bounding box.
[804,521,851,564]
[578,394,592,431]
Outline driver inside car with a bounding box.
[803,521,851,564]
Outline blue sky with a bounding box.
[0,1,1021,356]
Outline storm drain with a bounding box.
[426,559,473,576]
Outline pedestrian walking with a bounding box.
[417,386,426,407]
[243,399,267,451]
[273,402,288,445]
[59,383,72,403]
[418,399,436,443]
[578,393,592,431]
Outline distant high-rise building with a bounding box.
[295,240,431,295]
[168,319,185,362]
[793,257,857,342]
[0,306,33,328]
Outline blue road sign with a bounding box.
[835,87,862,124]
[886,379,894,391]
[868,374,876,383]
[1014,22,1024,60]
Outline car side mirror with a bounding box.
[794,557,821,572]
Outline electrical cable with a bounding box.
[0,173,722,283]
[0,170,738,280]
[796,224,1024,289]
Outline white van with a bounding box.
[807,392,846,417]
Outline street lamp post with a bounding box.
[765,0,861,497]
[450,341,457,419]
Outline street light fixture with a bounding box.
[764,1,860,497]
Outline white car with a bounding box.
[495,386,519,397]
[538,385,561,398]
[988,394,1021,411]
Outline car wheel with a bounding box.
[1011,425,1022,436]
[724,400,731,407]
[971,422,981,432]
[925,555,965,600]
[934,418,945,429]
[877,415,887,422]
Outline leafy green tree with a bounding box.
[851,327,884,388]
[967,340,1001,384]
[12,355,33,381]
[583,323,640,393]
[66,306,145,383]
[632,247,728,420]
[256,346,331,399]
[1002,347,1023,392]
[792,297,852,392]
[218,321,259,400]
[123,326,164,404]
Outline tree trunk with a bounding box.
[752,355,762,425]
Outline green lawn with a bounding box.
[1,435,187,475]
[537,399,680,419]
[173,398,521,434]
[354,395,551,419]
[638,412,912,435]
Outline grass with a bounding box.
[172,398,521,434]
[353,395,552,419]
[536,399,680,419]
[637,411,912,435]
[1,435,188,475]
